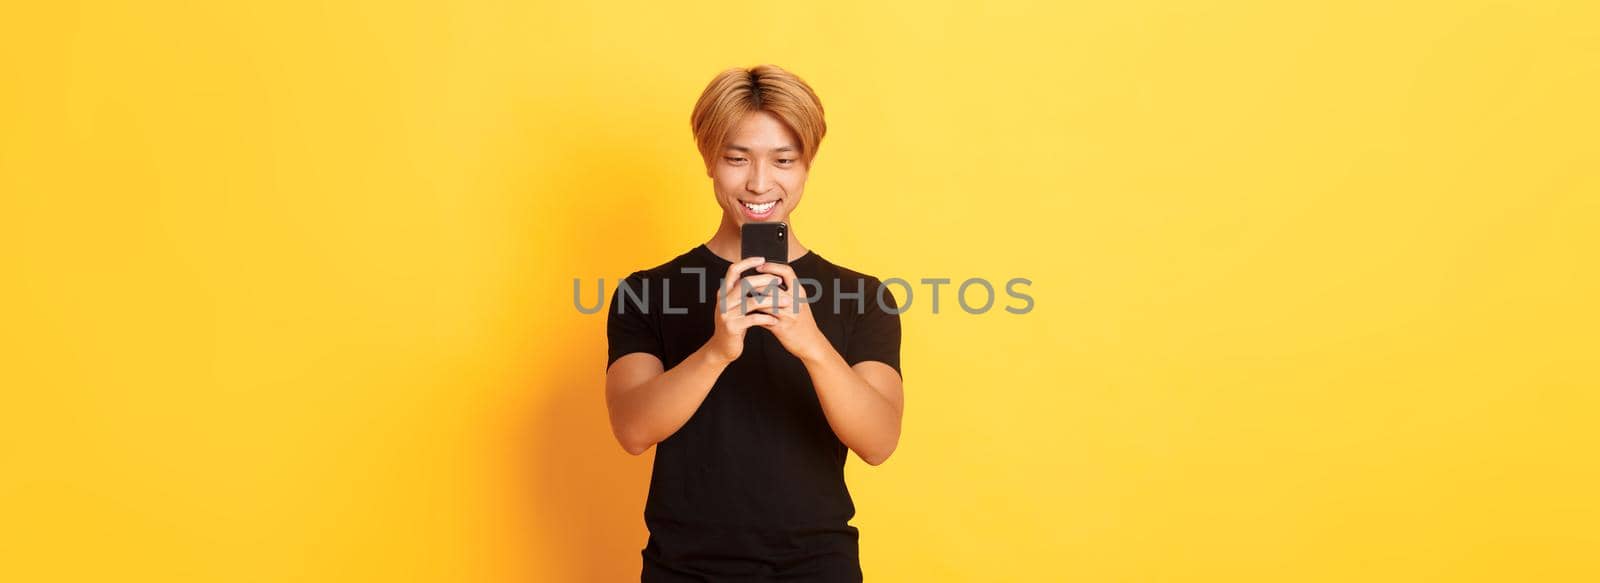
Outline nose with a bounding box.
[745,163,771,194]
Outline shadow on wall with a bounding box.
[506,108,681,581]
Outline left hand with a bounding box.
[745,262,830,363]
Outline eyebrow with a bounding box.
[727,144,797,153]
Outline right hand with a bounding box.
[706,256,784,364]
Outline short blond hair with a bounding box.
[690,64,827,169]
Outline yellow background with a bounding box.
[3,1,1597,581]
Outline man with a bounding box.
[605,64,904,582]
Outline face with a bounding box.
[709,110,808,226]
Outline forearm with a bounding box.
[608,345,731,454]
[800,347,902,465]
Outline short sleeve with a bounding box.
[606,271,664,371]
[844,277,903,378]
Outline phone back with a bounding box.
[739,222,788,281]
[741,222,788,264]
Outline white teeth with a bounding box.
[743,200,777,213]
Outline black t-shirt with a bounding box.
[606,244,902,581]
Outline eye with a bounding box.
[777,158,795,165]
[724,156,747,164]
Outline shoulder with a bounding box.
[809,255,903,313]
[620,246,704,282]
[813,255,890,291]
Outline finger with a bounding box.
[728,284,772,315]
[744,278,797,310]
[742,292,784,315]
[766,291,794,312]
[736,312,780,329]
[722,284,756,315]
[756,262,798,293]
[723,257,767,294]
[738,274,783,291]
[736,312,779,329]
[721,281,756,314]
[724,257,767,295]
[724,273,778,306]
[747,294,798,319]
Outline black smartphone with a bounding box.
[740,221,788,288]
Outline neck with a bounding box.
[706,215,808,263]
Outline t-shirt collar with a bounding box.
[695,243,817,267]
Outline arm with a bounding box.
[750,263,905,465]
[605,346,732,455]
[800,351,904,466]
[604,256,775,455]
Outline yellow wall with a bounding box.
[3,1,1596,581]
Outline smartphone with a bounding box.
[740,221,788,288]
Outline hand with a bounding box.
[749,262,831,364]
[706,257,779,365]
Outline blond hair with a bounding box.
[690,64,827,169]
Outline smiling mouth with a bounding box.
[741,199,780,214]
